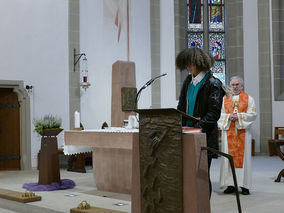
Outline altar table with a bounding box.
[64,128,138,194]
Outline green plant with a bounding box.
[33,114,62,134]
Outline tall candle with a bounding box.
[74,111,80,128]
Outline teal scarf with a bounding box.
[187,73,208,126]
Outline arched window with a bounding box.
[187,0,226,83]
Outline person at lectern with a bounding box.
[218,76,257,195]
[176,47,225,196]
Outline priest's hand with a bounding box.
[229,113,238,121]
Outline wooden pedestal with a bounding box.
[38,129,62,185]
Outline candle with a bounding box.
[83,76,87,83]
[74,111,80,128]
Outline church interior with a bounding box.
[1,0,284,212]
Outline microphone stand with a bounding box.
[133,73,167,111]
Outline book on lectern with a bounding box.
[182,127,202,133]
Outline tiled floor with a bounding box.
[0,155,284,212]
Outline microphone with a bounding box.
[144,73,167,87]
[133,73,167,111]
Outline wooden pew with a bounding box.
[268,127,284,156]
[267,127,284,181]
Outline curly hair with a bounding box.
[176,47,214,72]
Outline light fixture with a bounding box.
[74,48,91,91]
[25,85,33,93]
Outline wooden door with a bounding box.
[0,88,20,170]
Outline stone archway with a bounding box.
[0,80,31,170]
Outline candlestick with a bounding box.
[74,111,80,128]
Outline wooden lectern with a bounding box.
[131,108,210,213]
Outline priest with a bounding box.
[218,76,257,195]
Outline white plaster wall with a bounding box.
[130,0,152,109]
[160,0,177,108]
[80,0,151,129]
[243,0,260,152]
[0,0,69,167]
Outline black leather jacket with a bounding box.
[177,71,225,156]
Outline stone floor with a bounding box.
[210,155,284,213]
[0,166,131,213]
[0,155,284,212]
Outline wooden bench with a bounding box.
[267,127,284,181]
[274,140,284,182]
[268,127,284,156]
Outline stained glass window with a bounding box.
[187,0,203,32]
[209,33,225,59]
[208,0,224,31]
[209,0,222,3]
[187,0,226,84]
[212,61,225,83]
[188,33,203,49]
[208,0,225,83]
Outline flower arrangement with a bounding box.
[33,114,62,135]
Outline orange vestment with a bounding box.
[224,91,249,168]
